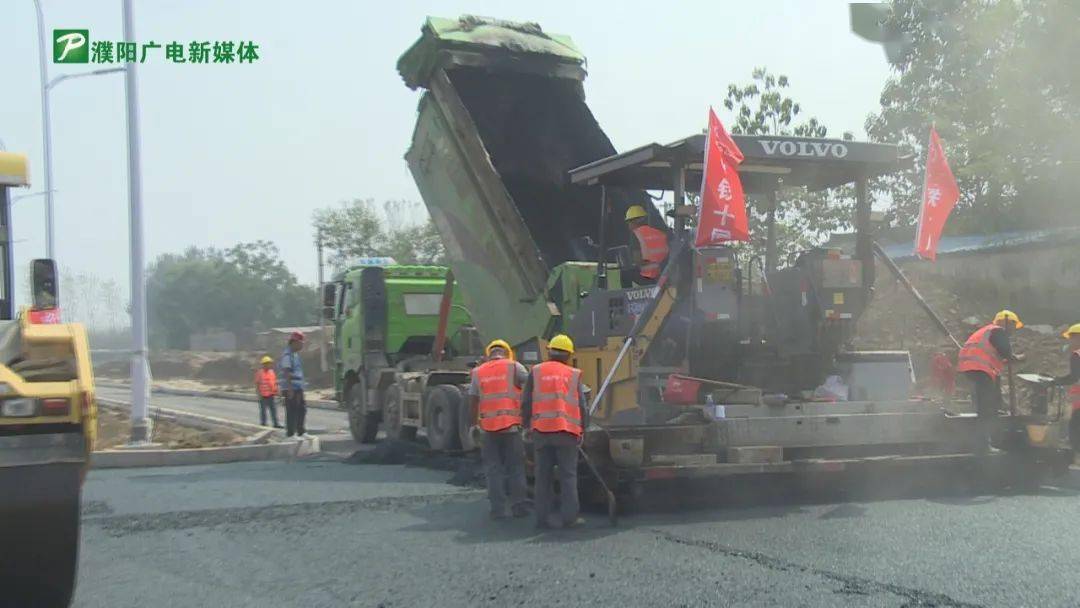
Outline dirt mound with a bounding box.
[195,355,255,383]
[853,262,1074,391]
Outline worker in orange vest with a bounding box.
[625,205,669,285]
[254,355,282,428]
[468,339,530,519]
[1052,324,1080,453]
[956,310,1025,454]
[521,334,589,529]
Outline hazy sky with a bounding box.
[1,0,892,300]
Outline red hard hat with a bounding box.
[289,331,305,342]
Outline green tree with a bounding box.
[865,0,1080,234]
[313,198,445,270]
[147,242,315,349]
[721,68,855,263]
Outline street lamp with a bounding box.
[48,67,127,92]
[32,0,124,261]
[11,190,53,205]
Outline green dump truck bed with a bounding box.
[398,15,661,346]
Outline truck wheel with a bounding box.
[425,385,463,451]
[346,378,379,444]
[457,386,480,452]
[383,384,418,441]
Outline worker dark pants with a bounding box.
[258,396,280,427]
[284,389,306,436]
[965,371,1001,452]
[481,430,527,516]
[533,431,580,527]
[1069,410,1080,454]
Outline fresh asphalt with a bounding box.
[73,450,1080,607]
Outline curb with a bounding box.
[93,399,321,468]
[91,437,320,469]
[97,398,269,435]
[97,381,340,411]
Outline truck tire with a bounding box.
[383,384,418,441]
[346,378,379,444]
[457,385,480,452]
[425,385,462,451]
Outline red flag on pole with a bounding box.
[914,127,960,260]
[695,108,750,246]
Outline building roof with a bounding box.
[831,225,1080,261]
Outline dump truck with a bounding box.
[326,262,486,449]
[0,152,98,607]
[394,15,1070,495]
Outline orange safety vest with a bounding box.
[255,368,278,397]
[632,224,669,280]
[473,358,523,432]
[956,324,1006,380]
[529,361,583,437]
[1069,349,1080,411]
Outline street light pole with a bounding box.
[32,0,55,260]
[33,0,125,261]
[317,228,328,373]
[122,0,151,444]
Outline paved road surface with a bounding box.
[97,385,349,435]
[73,455,1080,608]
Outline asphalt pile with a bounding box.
[343,439,485,488]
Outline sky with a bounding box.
[0,0,893,303]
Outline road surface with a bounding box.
[73,455,1080,607]
[96,385,349,435]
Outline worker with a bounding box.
[624,205,669,285]
[956,310,1025,454]
[469,339,530,520]
[254,355,283,429]
[280,331,309,439]
[1053,324,1080,453]
[521,334,589,529]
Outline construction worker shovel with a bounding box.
[578,446,617,526]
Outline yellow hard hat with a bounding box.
[548,334,575,354]
[485,339,513,360]
[1062,323,1080,338]
[993,310,1023,329]
[624,205,648,222]
[260,355,273,364]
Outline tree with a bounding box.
[147,241,315,349]
[865,0,1080,234]
[721,68,855,263]
[57,270,126,332]
[313,199,445,271]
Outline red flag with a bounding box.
[915,127,960,260]
[695,108,749,246]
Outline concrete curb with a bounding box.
[91,437,320,469]
[97,398,270,436]
[93,399,321,468]
[97,380,340,411]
